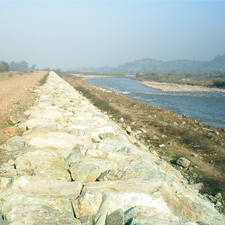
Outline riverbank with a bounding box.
[140,81,225,92]
[71,74,124,78]
[62,75,225,214]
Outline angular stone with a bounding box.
[79,158,117,175]
[118,117,124,123]
[177,157,191,167]
[22,125,59,139]
[79,215,93,225]
[0,163,17,176]
[10,114,22,124]
[215,192,222,200]
[73,143,84,152]
[98,133,115,140]
[7,159,15,165]
[23,118,59,129]
[15,155,32,171]
[65,152,85,165]
[27,132,93,158]
[126,126,132,134]
[11,176,82,198]
[77,180,172,217]
[94,194,110,225]
[124,206,195,225]
[6,136,26,149]
[106,208,124,225]
[86,149,103,158]
[0,177,13,191]
[69,162,99,183]
[28,109,64,122]
[1,193,74,216]
[190,183,204,192]
[17,148,71,181]
[96,170,117,181]
[73,191,103,218]
[6,205,81,225]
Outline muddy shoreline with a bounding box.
[140,81,225,92]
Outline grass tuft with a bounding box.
[39,72,49,86]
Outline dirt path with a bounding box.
[0,71,47,143]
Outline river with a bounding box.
[85,76,225,128]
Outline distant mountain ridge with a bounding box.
[115,54,225,73]
[79,54,225,73]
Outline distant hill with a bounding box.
[114,54,225,73]
[79,54,225,73]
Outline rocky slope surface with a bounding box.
[0,71,224,224]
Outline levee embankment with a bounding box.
[0,71,224,224]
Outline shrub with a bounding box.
[122,113,133,122]
[211,79,225,88]
[76,86,122,118]
[39,72,49,86]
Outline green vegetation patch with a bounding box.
[39,72,49,86]
[135,71,225,88]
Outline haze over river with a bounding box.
[86,76,225,128]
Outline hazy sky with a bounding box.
[1,0,225,69]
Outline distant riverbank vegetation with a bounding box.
[135,71,225,89]
[54,68,125,77]
[0,60,36,72]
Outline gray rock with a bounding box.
[69,162,99,183]
[118,117,124,123]
[190,183,204,192]
[79,215,93,225]
[73,191,103,218]
[176,157,190,167]
[124,206,193,225]
[16,148,71,181]
[65,152,85,165]
[86,149,103,158]
[5,136,26,149]
[216,201,222,207]
[215,192,222,200]
[6,205,81,225]
[0,163,17,176]
[126,126,132,134]
[96,170,117,181]
[106,208,124,225]
[23,118,58,129]
[0,219,8,225]
[94,194,110,225]
[73,143,84,152]
[98,132,115,139]
[10,114,22,124]
[22,125,59,139]
[11,176,82,199]
[0,177,13,191]
[79,179,171,217]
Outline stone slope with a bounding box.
[0,71,224,225]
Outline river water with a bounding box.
[86,76,225,128]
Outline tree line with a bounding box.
[0,60,36,72]
[135,71,225,89]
